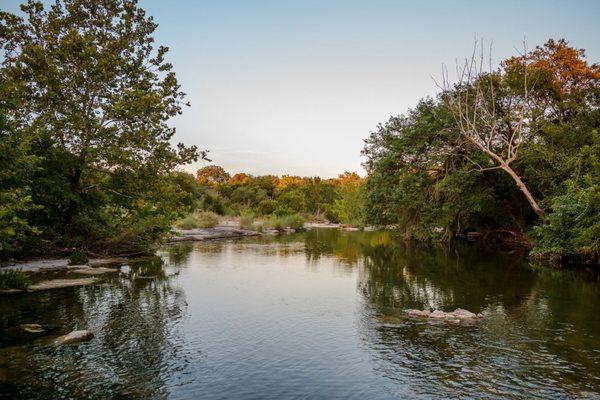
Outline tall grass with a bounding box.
[0,269,31,290]
[239,213,255,230]
[266,214,305,231]
[175,211,219,229]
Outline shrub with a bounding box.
[266,214,305,232]
[69,251,89,265]
[0,269,31,290]
[176,211,219,229]
[284,214,305,230]
[257,199,279,215]
[239,213,255,230]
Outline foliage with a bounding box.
[196,165,230,186]
[0,0,201,259]
[239,213,255,230]
[362,38,600,263]
[69,252,89,266]
[192,166,365,227]
[0,269,31,289]
[176,211,219,230]
[266,214,305,232]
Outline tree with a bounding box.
[0,0,202,255]
[441,39,600,220]
[441,42,544,218]
[196,165,230,186]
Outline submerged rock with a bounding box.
[451,308,478,319]
[20,324,45,334]
[429,310,448,319]
[404,309,431,318]
[70,267,118,276]
[28,278,97,291]
[57,330,94,345]
[404,308,485,321]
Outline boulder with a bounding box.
[429,310,448,319]
[57,330,94,345]
[450,308,478,319]
[404,309,431,318]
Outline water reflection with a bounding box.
[0,257,187,399]
[303,230,600,398]
[1,230,599,399]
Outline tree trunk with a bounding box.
[500,164,545,219]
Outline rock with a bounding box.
[477,313,485,319]
[57,330,94,345]
[20,324,45,334]
[404,307,484,322]
[0,289,24,294]
[28,278,97,291]
[450,308,478,319]
[429,310,448,319]
[70,267,118,276]
[404,309,431,318]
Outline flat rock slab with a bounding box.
[70,267,119,275]
[169,226,261,242]
[404,308,484,320]
[29,278,97,291]
[56,330,94,345]
[4,257,128,274]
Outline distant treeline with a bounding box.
[188,167,364,225]
[361,39,599,265]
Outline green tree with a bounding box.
[0,0,201,256]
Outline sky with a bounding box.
[3,1,600,177]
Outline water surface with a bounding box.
[1,229,600,399]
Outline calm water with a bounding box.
[1,229,600,399]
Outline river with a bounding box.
[1,229,599,399]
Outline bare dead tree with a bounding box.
[439,40,545,219]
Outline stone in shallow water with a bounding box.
[429,310,448,319]
[404,309,431,317]
[20,324,45,334]
[57,330,94,345]
[28,278,97,291]
[450,308,478,319]
[70,267,118,275]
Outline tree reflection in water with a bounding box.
[303,229,600,398]
[0,256,188,400]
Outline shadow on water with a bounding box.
[0,257,188,400]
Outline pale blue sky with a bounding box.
[4,1,600,177]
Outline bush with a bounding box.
[532,184,600,263]
[176,211,219,229]
[0,269,31,290]
[257,199,279,215]
[284,214,305,230]
[266,214,305,232]
[239,213,255,230]
[69,251,89,265]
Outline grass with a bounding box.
[176,211,219,229]
[0,269,31,290]
[266,214,305,232]
[239,213,255,230]
[69,251,89,265]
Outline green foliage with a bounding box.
[267,214,305,231]
[257,199,279,215]
[332,182,365,227]
[0,269,31,290]
[176,212,219,230]
[69,252,89,266]
[0,0,201,258]
[362,39,600,263]
[239,213,255,230]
